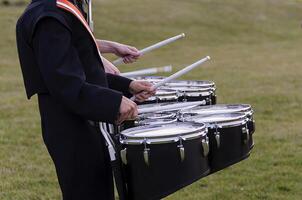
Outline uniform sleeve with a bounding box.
[32,17,122,123]
[106,73,133,98]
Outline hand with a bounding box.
[102,57,120,75]
[112,43,141,64]
[116,96,138,124]
[129,81,156,103]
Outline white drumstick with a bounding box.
[138,101,206,114]
[121,66,172,78]
[152,56,211,90]
[113,33,185,66]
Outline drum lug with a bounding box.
[242,126,250,144]
[206,97,211,105]
[143,148,150,166]
[214,132,221,148]
[177,137,185,162]
[202,137,209,157]
[178,145,185,162]
[143,139,150,166]
[214,124,220,148]
[120,148,128,165]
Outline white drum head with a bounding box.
[134,76,165,83]
[120,122,207,144]
[165,80,215,88]
[138,102,199,113]
[139,112,176,120]
[155,89,178,96]
[163,86,213,93]
[182,113,248,128]
[180,104,253,116]
[137,118,177,126]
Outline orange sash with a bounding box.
[56,0,102,59]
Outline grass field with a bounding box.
[1,0,302,199]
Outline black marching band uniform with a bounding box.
[16,0,132,199]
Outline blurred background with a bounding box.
[0,0,302,199]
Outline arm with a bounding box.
[33,18,123,123]
[106,73,133,98]
[97,40,119,54]
[102,56,120,75]
[97,39,141,64]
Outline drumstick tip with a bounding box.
[181,33,186,37]
[206,56,211,60]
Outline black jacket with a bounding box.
[16,0,132,123]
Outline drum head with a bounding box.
[139,112,176,120]
[165,80,215,88]
[134,76,165,83]
[145,89,178,103]
[138,102,199,113]
[155,89,178,96]
[180,104,253,116]
[137,118,177,126]
[120,122,207,144]
[182,113,247,128]
[162,86,214,93]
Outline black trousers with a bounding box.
[38,94,114,200]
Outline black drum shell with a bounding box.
[121,120,136,131]
[178,94,216,105]
[122,136,210,200]
[211,94,217,105]
[207,123,252,174]
[248,118,255,149]
[137,98,178,105]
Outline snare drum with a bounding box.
[120,122,210,200]
[140,89,178,105]
[181,113,252,173]
[163,86,216,105]
[179,104,255,149]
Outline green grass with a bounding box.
[1,0,302,199]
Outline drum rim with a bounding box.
[147,95,178,101]
[139,112,176,120]
[138,102,201,113]
[135,75,165,79]
[162,86,215,92]
[137,117,178,126]
[120,122,207,145]
[180,104,253,116]
[181,112,249,128]
[155,88,178,95]
[146,89,178,101]
[165,80,216,87]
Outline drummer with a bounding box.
[16,0,155,199]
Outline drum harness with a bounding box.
[99,122,129,200]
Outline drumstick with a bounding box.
[112,33,185,66]
[152,56,211,90]
[138,101,206,114]
[121,65,172,78]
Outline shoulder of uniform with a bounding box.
[39,1,73,32]
[16,0,74,45]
